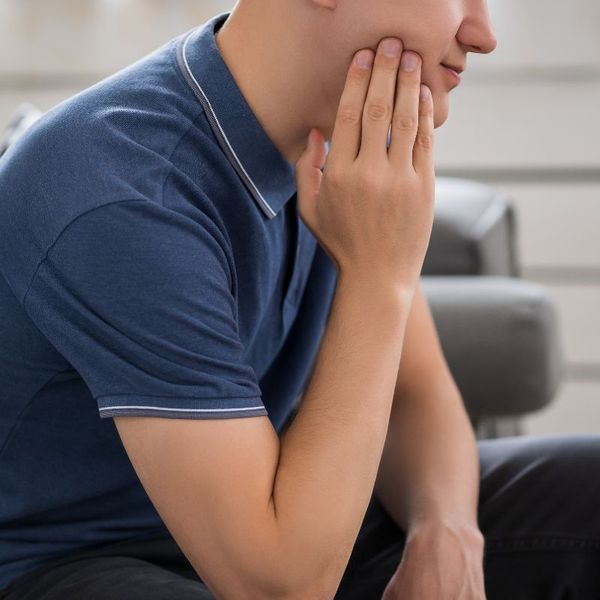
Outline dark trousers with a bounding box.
[2,433,600,599]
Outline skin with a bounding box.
[215,0,498,166]
[212,2,498,597]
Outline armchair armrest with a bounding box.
[421,275,565,422]
[423,177,520,277]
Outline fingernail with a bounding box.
[401,51,419,71]
[355,49,374,69]
[381,38,402,57]
[420,84,430,101]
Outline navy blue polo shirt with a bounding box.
[0,11,338,590]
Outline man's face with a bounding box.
[324,0,497,128]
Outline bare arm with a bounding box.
[116,36,437,600]
[374,278,483,534]
[116,276,410,599]
[270,274,411,597]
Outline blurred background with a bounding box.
[0,0,598,435]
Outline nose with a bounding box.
[457,0,498,55]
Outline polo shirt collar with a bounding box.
[176,11,298,220]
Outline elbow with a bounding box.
[246,555,339,600]
[214,558,336,600]
[257,561,342,600]
[260,582,337,600]
[222,507,344,600]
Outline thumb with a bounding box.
[295,128,326,226]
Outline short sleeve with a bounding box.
[22,199,268,420]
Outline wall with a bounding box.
[434,0,600,434]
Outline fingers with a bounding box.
[359,38,405,162]
[325,37,433,175]
[387,50,423,168]
[325,48,375,169]
[412,84,435,174]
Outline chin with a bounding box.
[432,91,449,129]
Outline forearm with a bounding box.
[271,273,413,598]
[373,380,481,533]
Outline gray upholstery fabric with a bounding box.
[422,276,564,419]
[423,177,521,278]
[0,103,42,158]
[420,177,563,424]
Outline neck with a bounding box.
[214,2,342,166]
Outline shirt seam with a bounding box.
[159,110,207,209]
[22,42,214,309]
[158,44,236,285]
[162,34,212,208]
[0,370,73,464]
[21,198,152,308]
[96,393,262,401]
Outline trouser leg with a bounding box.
[478,433,600,600]
[0,536,215,600]
[335,434,600,600]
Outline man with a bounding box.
[1,1,600,598]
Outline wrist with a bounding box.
[337,268,414,307]
[406,515,485,554]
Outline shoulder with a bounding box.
[0,34,220,302]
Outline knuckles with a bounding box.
[325,159,431,203]
[392,114,418,132]
[357,163,407,196]
[358,166,385,190]
[323,165,346,190]
[415,132,434,150]
[365,100,392,122]
[338,106,362,125]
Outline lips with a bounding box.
[441,63,462,85]
[441,63,465,74]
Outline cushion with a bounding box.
[0,103,43,158]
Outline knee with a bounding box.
[478,434,600,537]
[480,433,600,484]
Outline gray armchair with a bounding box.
[422,177,566,439]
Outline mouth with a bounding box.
[441,62,465,74]
[440,63,463,85]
